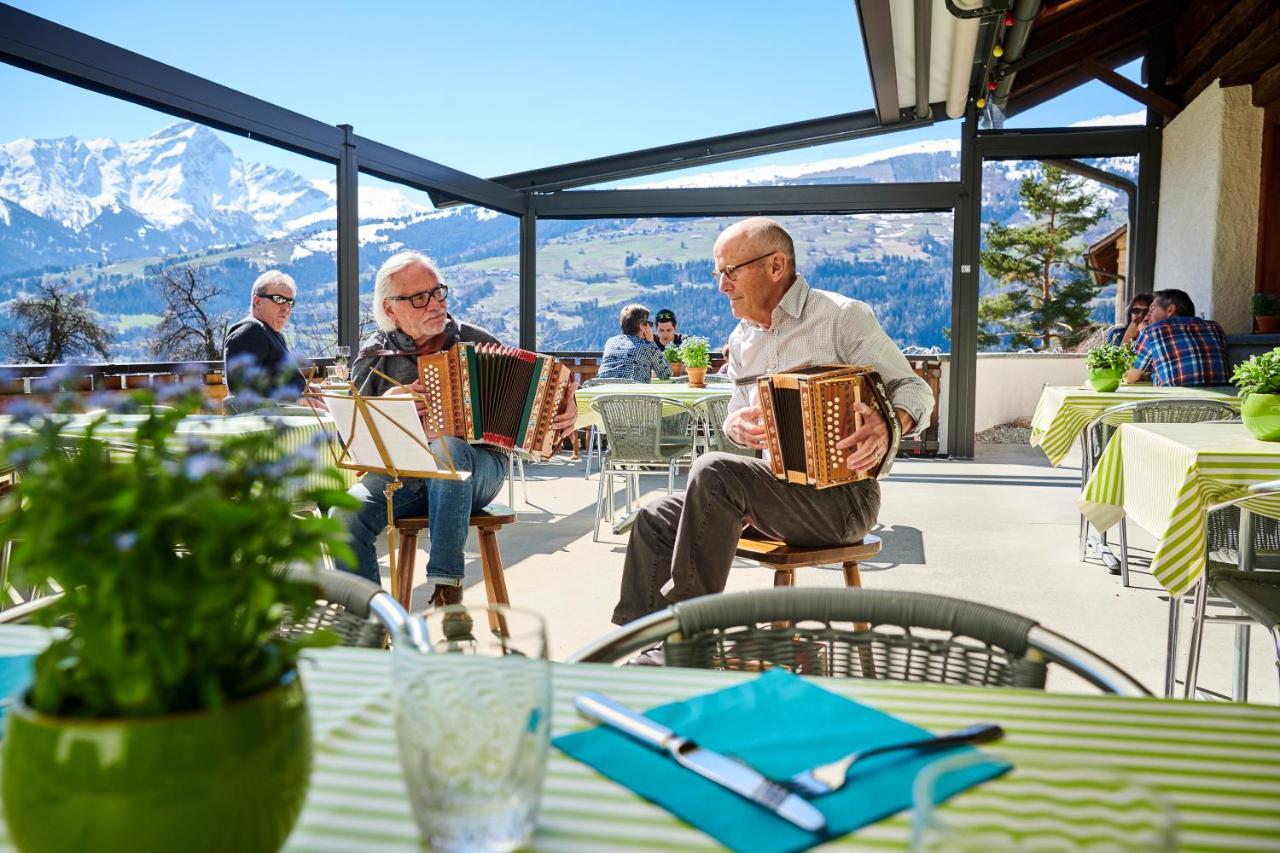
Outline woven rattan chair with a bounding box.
[590,394,697,542]
[278,567,412,648]
[568,588,1150,696]
[0,568,415,650]
[580,377,641,479]
[696,395,755,456]
[1079,398,1237,585]
[1175,480,1280,699]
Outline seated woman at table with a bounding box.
[595,304,672,383]
[1106,292,1153,347]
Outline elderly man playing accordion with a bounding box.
[335,251,577,607]
[613,218,934,658]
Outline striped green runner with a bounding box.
[1080,422,1280,596]
[1030,385,1238,467]
[4,634,1278,850]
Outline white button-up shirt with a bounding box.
[726,275,933,436]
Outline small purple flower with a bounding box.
[183,453,224,480]
[113,531,138,552]
[6,399,48,425]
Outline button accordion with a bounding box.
[755,364,900,487]
[417,343,572,460]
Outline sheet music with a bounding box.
[326,395,463,477]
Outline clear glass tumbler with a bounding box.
[911,751,1178,852]
[393,605,550,852]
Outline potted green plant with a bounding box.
[663,342,684,376]
[1084,342,1135,392]
[1252,293,1280,334]
[678,336,711,388]
[0,387,356,853]
[1232,348,1280,440]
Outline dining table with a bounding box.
[0,410,356,495]
[2,626,1277,851]
[1079,420,1280,700]
[575,381,733,430]
[1030,384,1239,467]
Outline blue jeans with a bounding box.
[335,437,507,586]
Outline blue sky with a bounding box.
[4,0,1143,187]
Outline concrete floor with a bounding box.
[378,443,1279,704]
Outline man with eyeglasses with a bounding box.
[613,218,934,658]
[223,269,307,407]
[336,250,578,606]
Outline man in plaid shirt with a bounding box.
[1124,289,1230,387]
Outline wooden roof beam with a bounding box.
[1182,9,1280,106]
[1081,58,1182,119]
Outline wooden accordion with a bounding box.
[416,343,572,460]
[755,365,901,488]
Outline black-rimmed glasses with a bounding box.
[387,285,449,308]
[257,293,295,307]
[712,251,775,284]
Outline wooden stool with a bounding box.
[735,532,882,589]
[392,504,517,612]
[736,531,883,675]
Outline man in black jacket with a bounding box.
[223,270,306,408]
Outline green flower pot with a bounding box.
[1087,367,1124,392]
[2,671,311,853]
[1242,393,1280,441]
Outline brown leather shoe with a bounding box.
[430,584,464,607]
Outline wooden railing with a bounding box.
[3,353,944,456]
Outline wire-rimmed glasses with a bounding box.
[711,251,775,285]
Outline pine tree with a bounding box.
[978,164,1106,350]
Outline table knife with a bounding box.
[574,692,827,833]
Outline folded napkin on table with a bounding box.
[0,655,36,729]
[554,669,1010,853]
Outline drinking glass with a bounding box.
[911,751,1177,852]
[393,605,550,852]
[333,345,350,380]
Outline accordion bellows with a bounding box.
[417,343,571,460]
[756,365,901,488]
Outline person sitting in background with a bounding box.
[1106,292,1154,346]
[654,308,685,349]
[1124,288,1229,387]
[223,270,307,409]
[595,304,672,383]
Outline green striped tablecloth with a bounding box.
[576,383,732,429]
[5,632,1277,851]
[1030,385,1239,467]
[1080,422,1280,596]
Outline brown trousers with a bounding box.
[613,452,880,625]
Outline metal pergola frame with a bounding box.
[0,2,1163,458]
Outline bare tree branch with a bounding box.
[150,264,232,360]
[7,281,112,363]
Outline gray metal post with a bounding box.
[519,207,537,351]
[1131,127,1162,297]
[947,109,981,460]
[336,124,360,351]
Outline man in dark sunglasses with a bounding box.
[223,269,308,408]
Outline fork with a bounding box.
[784,723,1004,797]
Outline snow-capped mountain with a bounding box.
[0,122,427,274]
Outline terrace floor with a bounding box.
[381,443,1280,703]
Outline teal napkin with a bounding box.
[0,655,36,730]
[555,670,1010,853]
